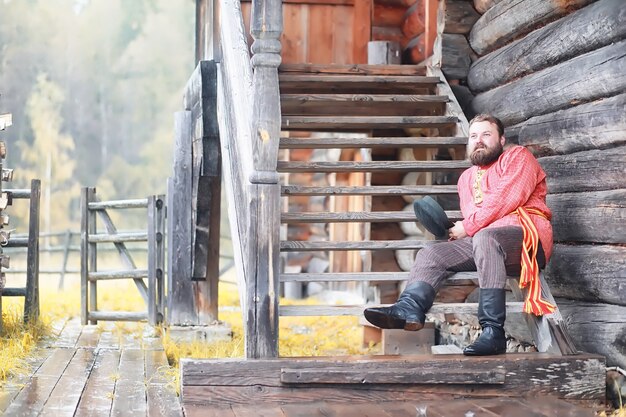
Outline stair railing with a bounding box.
[207,0,283,358]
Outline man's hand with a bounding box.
[448,221,467,240]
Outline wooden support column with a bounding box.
[424,0,438,59]
[24,179,40,323]
[248,0,282,358]
[167,111,216,326]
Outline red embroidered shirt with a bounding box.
[458,145,554,260]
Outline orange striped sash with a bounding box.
[514,207,556,316]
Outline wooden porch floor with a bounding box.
[184,397,599,417]
[0,318,604,416]
[0,318,182,417]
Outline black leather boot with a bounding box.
[364,281,436,331]
[463,288,507,356]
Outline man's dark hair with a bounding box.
[469,114,505,137]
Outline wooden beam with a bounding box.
[423,0,438,58]
[180,354,606,405]
[548,189,626,244]
[546,244,626,306]
[472,40,626,125]
[469,0,595,55]
[401,1,425,40]
[539,146,626,194]
[506,93,626,157]
[468,0,626,92]
[441,33,473,80]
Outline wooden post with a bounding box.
[80,187,95,325]
[57,229,72,290]
[248,0,283,358]
[148,195,158,326]
[167,112,195,325]
[424,0,438,59]
[24,179,41,323]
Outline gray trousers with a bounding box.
[409,226,546,290]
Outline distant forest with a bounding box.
[0,0,194,232]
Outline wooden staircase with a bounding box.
[276,63,577,356]
[181,60,604,406]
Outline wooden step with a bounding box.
[278,302,525,316]
[280,240,429,251]
[277,160,469,173]
[281,210,462,224]
[279,75,440,94]
[279,63,427,76]
[281,94,447,116]
[281,185,458,196]
[280,271,478,282]
[181,355,606,408]
[279,136,467,148]
[281,115,457,130]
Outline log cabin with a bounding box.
[170,0,625,410]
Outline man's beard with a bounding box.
[468,143,503,166]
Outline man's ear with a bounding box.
[500,135,506,146]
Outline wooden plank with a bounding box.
[472,40,626,125]
[281,184,458,196]
[280,271,478,282]
[231,405,286,417]
[280,367,505,384]
[469,0,595,55]
[279,63,427,76]
[377,401,444,417]
[181,354,606,405]
[279,75,440,94]
[425,399,499,416]
[147,384,184,417]
[548,189,626,244]
[88,269,149,280]
[307,5,334,64]
[281,209,462,223]
[184,405,237,417]
[507,93,626,156]
[281,239,429,251]
[88,199,148,209]
[546,244,626,306]
[111,349,147,416]
[89,311,148,322]
[281,115,457,130]
[539,146,626,193]
[280,94,448,116]
[468,0,626,92]
[278,160,468,172]
[279,136,467,148]
[2,348,76,416]
[0,348,55,414]
[88,232,148,243]
[278,302,523,317]
[54,317,84,348]
[39,348,97,417]
[75,325,101,348]
[281,402,392,417]
[24,179,41,323]
[75,350,121,417]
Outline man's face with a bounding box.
[467,120,505,166]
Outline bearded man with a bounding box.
[364,114,554,356]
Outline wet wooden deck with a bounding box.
[0,318,182,417]
[0,319,604,416]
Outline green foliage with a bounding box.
[0,0,194,229]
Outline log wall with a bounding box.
[467,0,626,368]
